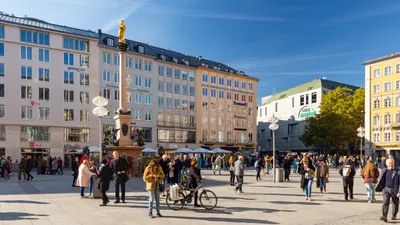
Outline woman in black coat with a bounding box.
[188,159,201,207]
[299,157,315,201]
[98,159,113,206]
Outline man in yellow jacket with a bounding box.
[143,159,165,218]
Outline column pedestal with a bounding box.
[114,113,132,147]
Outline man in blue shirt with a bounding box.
[376,158,400,223]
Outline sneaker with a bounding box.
[380,216,387,223]
[149,212,154,218]
[305,198,309,201]
[350,196,354,200]
[157,213,163,217]
[114,200,120,204]
[368,200,372,203]
[99,203,107,206]
[308,198,312,201]
[323,188,326,193]
[320,191,323,194]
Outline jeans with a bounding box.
[382,187,399,217]
[364,183,376,201]
[230,171,235,184]
[148,189,160,214]
[177,171,182,184]
[284,169,290,180]
[161,178,168,193]
[304,177,313,198]
[80,187,85,197]
[319,177,326,191]
[266,164,271,173]
[72,175,77,186]
[235,175,244,192]
[89,176,94,194]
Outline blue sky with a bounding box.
[2,0,400,104]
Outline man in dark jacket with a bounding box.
[111,151,129,203]
[174,155,183,183]
[158,155,170,196]
[375,158,400,223]
[283,155,292,181]
[98,159,113,206]
[25,155,34,181]
[72,156,79,187]
[18,156,27,181]
[339,158,356,201]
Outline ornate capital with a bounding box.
[117,42,128,52]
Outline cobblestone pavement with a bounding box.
[0,168,393,225]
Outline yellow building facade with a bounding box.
[195,64,258,152]
[363,54,400,157]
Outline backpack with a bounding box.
[342,165,352,177]
[254,160,259,168]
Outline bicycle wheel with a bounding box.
[166,192,185,210]
[199,190,218,210]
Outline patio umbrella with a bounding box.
[142,147,158,153]
[88,146,100,153]
[193,148,212,154]
[211,148,232,154]
[170,148,194,154]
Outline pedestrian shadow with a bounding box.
[161,215,279,224]
[0,200,49,204]
[252,193,305,197]
[249,185,291,188]
[268,200,321,205]
[218,196,256,201]
[2,212,48,220]
[323,199,370,203]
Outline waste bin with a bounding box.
[275,168,284,182]
[93,177,102,199]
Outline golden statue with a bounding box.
[118,19,126,43]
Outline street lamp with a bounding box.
[269,115,279,183]
[357,126,365,158]
[93,96,109,163]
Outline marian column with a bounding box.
[114,19,132,147]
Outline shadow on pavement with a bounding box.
[268,200,321,205]
[252,193,305,197]
[218,196,256,200]
[2,212,48,220]
[0,200,49,204]
[161,215,279,224]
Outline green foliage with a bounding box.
[300,87,365,153]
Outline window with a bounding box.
[0,43,3,56]
[397,65,400,73]
[174,69,180,79]
[396,81,400,90]
[79,55,89,68]
[167,83,172,93]
[64,109,74,121]
[300,95,305,106]
[396,96,400,106]
[38,49,50,62]
[126,74,132,86]
[63,52,74,66]
[190,101,195,111]
[145,94,152,105]
[134,109,142,120]
[182,71,188,80]
[202,73,208,82]
[384,82,392,92]
[174,84,180,94]
[135,59,143,70]
[219,90,224,98]
[21,106,33,120]
[80,110,89,122]
[190,86,195,96]
[167,98,173,108]
[38,68,50,82]
[138,45,144,53]
[135,76,142,87]
[64,71,74,84]
[21,86,32,99]
[80,92,89,104]
[249,82,253,90]
[227,79,232,87]
[63,37,89,52]
[144,61,152,72]
[275,102,278,112]
[241,94,246,101]
[158,65,164,76]
[102,52,111,64]
[396,112,400,124]
[64,90,74,103]
[135,93,142,104]
[202,88,208,97]
[384,97,392,107]
[234,80,239,88]
[384,132,392,142]
[103,88,111,99]
[311,92,317,103]
[306,94,309,104]
[0,26,3,39]
[234,93,239,101]
[158,81,164,91]
[0,85,4,98]
[227,92,232,100]
[249,95,253,102]
[174,99,181,109]
[373,84,380,93]
[242,82,246,89]
[385,66,392,76]
[21,127,50,142]
[182,85,188,95]
[145,78,151,88]
[126,57,133,69]
[0,105,4,118]
[158,97,164,107]
[373,69,380,78]
[190,72,195,81]
[100,71,110,82]
[21,46,32,60]
[39,107,50,120]
[202,102,208,111]
[166,67,172,77]
[80,73,89,86]
[113,54,120,66]
[160,55,167,61]
[0,63,3,77]
[21,66,32,80]
[144,110,151,121]
[107,38,114,46]
[39,88,50,101]
[63,128,89,142]
[114,73,120,84]
[384,113,392,124]
[373,114,380,126]
[211,76,216,84]
[374,99,381,109]
[211,89,216,98]
[21,30,50,45]
[114,90,120,101]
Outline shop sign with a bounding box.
[298,106,316,118]
[234,101,247,106]
[375,144,400,148]
[168,144,178,149]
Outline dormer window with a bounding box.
[126,42,130,50]
[229,69,233,73]
[173,58,178,63]
[107,38,114,47]
[138,45,144,53]
[184,60,189,66]
[204,64,209,68]
[160,55,166,61]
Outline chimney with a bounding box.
[98,29,102,36]
[197,56,202,61]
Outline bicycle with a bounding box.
[166,178,218,210]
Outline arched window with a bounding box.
[373,114,380,126]
[373,99,380,109]
[384,96,392,107]
[395,111,400,124]
[384,113,392,125]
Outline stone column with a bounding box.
[114,42,132,147]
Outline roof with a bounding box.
[362,53,400,66]
[262,78,360,105]
[98,32,257,80]
[0,14,98,39]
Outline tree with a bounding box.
[300,87,365,155]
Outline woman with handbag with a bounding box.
[299,157,315,201]
[143,159,165,218]
[361,160,379,203]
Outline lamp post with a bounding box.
[357,126,365,158]
[92,96,109,163]
[269,115,279,183]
